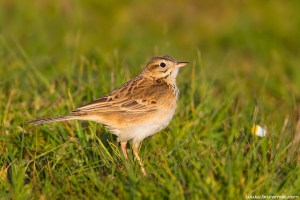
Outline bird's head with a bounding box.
[142,55,188,82]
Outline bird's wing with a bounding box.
[72,76,164,114]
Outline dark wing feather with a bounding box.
[72,76,161,113]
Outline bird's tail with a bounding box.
[28,114,80,125]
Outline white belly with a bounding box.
[116,107,176,144]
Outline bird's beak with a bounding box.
[174,62,189,68]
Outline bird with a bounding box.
[28,55,188,176]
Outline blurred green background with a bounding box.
[1,0,300,102]
[1,0,300,199]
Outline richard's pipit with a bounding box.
[29,55,188,176]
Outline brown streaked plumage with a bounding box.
[28,55,188,176]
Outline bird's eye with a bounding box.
[160,62,166,67]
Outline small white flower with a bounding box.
[251,125,267,137]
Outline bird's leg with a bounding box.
[132,145,147,176]
[121,141,128,160]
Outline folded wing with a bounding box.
[72,76,162,114]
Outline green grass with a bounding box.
[1,0,300,199]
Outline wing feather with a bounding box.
[72,76,163,114]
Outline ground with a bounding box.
[0,1,300,199]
